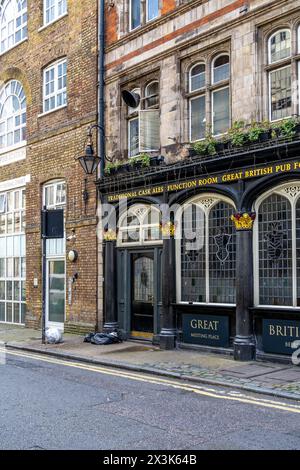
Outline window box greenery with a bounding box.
[229,121,249,147]
[192,135,217,157]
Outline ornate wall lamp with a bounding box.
[75,124,113,212]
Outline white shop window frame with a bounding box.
[0,184,26,325]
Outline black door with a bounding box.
[131,252,154,334]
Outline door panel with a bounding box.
[47,259,65,328]
[131,253,154,334]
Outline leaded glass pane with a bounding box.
[181,204,206,302]
[213,87,230,135]
[209,202,236,303]
[133,257,154,302]
[258,194,293,306]
[129,118,139,157]
[190,95,206,141]
[296,198,300,306]
[190,64,206,92]
[269,30,291,64]
[270,66,292,121]
[213,56,230,83]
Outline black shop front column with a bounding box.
[103,230,118,332]
[160,221,177,350]
[232,212,256,361]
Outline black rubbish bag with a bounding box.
[84,331,123,345]
[83,332,95,343]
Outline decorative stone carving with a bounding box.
[284,186,300,198]
[198,198,215,209]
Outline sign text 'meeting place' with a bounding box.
[107,161,300,202]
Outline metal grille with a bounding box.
[134,257,154,302]
[181,204,206,302]
[209,202,236,303]
[258,194,293,306]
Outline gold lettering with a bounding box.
[275,164,291,173]
[198,177,218,186]
[222,172,242,182]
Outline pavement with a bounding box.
[1,323,300,402]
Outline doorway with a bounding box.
[131,252,154,337]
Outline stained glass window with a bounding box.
[180,198,236,304]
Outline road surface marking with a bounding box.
[1,347,300,414]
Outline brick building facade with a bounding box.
[99,0,300,360]
[0,0,100,333]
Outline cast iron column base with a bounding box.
[103,322,119,333]
[160,328,177,350]
[233,335,256,361]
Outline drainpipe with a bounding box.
[97,0,105,332]
[98,0,105,178]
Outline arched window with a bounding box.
[145,81,159,109]
[254,182,300,307]
[0,80,26,152]
[189,64,206,142]
[189,63,206,92]
[118,204,161,246]
[267,29,292,121]
[126,81,160,157]
[212,55,230,84]
[178,195,236,304]
[269,29,291,64]
[0,0,27,54]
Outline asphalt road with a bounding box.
[1,348,300,450]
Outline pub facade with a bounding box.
[100,0,300,360]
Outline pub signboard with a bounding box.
[182,314,230,347]
[263,319,300,355]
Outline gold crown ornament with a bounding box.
[231,212,256,231]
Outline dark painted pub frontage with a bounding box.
[98,135,300,361]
